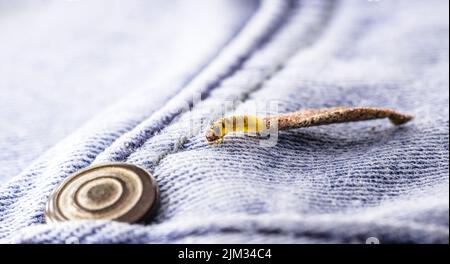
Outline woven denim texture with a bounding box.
[0,0,448,243]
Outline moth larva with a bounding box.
[205,107,413,144]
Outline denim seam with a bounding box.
[91,0,297,164]
[136,0,337,170]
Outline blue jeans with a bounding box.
[0,0,448,243]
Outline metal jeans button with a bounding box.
[45,163,159,224]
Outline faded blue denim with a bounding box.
[0,0,448,243]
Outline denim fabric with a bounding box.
[0,0,258,183]
[0,0,448,243]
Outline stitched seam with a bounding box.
[91,0,296,163]
[141,0,337,169]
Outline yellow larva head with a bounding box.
[206,119,226,143]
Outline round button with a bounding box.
[45,163,159,224]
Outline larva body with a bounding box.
[206,115,267,143]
